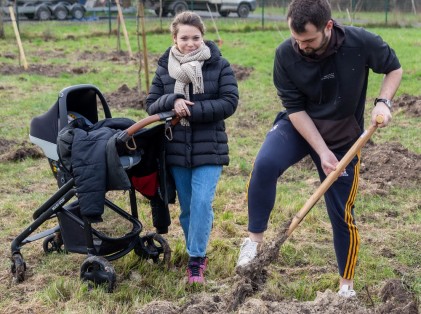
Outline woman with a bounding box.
[146,11,239,284]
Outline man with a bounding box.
[236,0,402,298]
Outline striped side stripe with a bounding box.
[343,152,361,279]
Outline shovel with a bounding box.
[236,115,385,279]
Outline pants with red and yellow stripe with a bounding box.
[247,117,360,280]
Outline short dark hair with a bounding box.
[170,11,206,37]
[287,0,331,33]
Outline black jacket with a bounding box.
[274,22,401,150]
[57,118,135,219]
[146,41,239,167]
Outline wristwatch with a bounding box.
[374,98,393,110]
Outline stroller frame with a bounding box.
[11,84,174,292]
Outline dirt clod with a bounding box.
[360,142,421,193]
[394,94,421,117]
[105,84,147,110]
[0,138,44,162]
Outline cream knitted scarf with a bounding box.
[168,42,211,100]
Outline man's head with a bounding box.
[287,0,333,56]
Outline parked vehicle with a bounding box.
[3,0,86,20]
[145,0,257,18]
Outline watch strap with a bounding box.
[374,98,392,110]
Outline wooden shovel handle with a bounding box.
[286,115,384,236]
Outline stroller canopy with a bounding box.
[29,84,111,160]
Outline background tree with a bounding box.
[0,0,5,39]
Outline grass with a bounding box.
[0,17,420,313]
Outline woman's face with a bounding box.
[174,24,203,54]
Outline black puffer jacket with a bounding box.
[57,118,135,219]
[146,41,239,168]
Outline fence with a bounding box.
[258,0,420,26]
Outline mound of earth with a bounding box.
[0,138,43,162]
[394,94,421,117]
[231,64,254,81]
[0,63,94,77]
[0,138,17,155]
[360,141,421,193]
[105,84,147,110]
[137,279,418,314]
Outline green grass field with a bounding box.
[0,17,420,313]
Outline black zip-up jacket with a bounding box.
[57,118,135,219]
[146,40,239,167]
[274,22,401,150]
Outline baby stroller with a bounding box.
[10,84,175,292]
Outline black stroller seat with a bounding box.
[11,84,175,292]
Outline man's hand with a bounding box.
[371,102,392,127]
[319,149,338,176]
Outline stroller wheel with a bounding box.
[43,233,64,254]
[11,253,27,283]
[80,256,116,293]
[135,233,171,267]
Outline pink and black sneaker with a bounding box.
[199,256,208,272]
[187,257,207,284]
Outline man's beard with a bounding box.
[301,31,329,56]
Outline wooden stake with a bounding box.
[411,0,417,14]
[115,0,133,58]
[207,3,222,46]
[136,1,143,96]
[9,6,28,70]
[138,0,149,93]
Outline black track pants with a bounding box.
[247,117,360,279]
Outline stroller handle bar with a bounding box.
[117,111,176,143]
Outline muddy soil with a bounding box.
[137,278,418,313]
[0,138,43,162]
[0,63,95,77]
[394,94,421,117]
[105,83,148,110]
[359,141,421,194]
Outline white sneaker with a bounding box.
[236,238,259,267]
[338,284,357,298]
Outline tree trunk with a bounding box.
[0,0,5,39]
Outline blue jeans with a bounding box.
[170,165,222,257]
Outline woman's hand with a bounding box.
[174,98,194,117]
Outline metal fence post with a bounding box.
[261,0,265,29]
[385,0,389,24]
[108,0,112,35]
